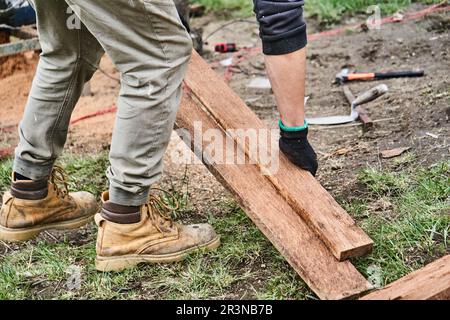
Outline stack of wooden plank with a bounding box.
[176,52,450,300]
[175,52,374,300]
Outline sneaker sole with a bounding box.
[95,236,221,272]
[0,215,94,242]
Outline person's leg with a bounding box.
[254,0,307,127]
[0,0,103,242]
[254,0,318,176]
[14,0,104,180]
[65,0,191,206]
[265,49,307,127]
[63,0,219,271]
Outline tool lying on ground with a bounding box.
[336,68,424,83]
[308,84,388,125]
[342,85,373,128]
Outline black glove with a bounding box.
[279,126,318,176]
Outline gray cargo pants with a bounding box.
[14,0,193,205]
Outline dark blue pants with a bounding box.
[254,0,307,55]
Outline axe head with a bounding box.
[335,68,350,84]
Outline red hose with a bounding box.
[69,105,117,125]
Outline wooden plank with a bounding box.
[175,90,373,300]
[184,51,373,261]
[0,38,40,58]
[361,255,450,300]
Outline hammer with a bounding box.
[336,68,424,84]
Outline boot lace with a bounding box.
[4,166,71,218]
[50,166,70,199]
[144,188,179,234]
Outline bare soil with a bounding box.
[0,3,448,299]
[0,3,448,233]
[197,7,449,200]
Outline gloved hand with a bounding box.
[279,122,318,176]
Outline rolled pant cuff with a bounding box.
[13,157,54,181]
[109,186,150,206]
[262,26,308,56]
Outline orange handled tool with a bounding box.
[336,68,424,83]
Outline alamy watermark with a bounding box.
[170,122,280,175]
[66,265,82,291]
[367,265,383,288]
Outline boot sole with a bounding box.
[0,215,94,242]
[95,236,221,272]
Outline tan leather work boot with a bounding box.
[0,166,98,242]
[95,190,221,272]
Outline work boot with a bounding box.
[95,190,221,272]
[0,166,98,242]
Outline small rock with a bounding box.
[247,77,271,90]
[220,57,233,67]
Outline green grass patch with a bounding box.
[0,154,448,299]
[350,161,450,287]
[189,0,442,22]
[190,0,254,18]
[0,154,307,299]
[305,0,442,24]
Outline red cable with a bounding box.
[309,2,449,41]
[0,125,16,133]
[0,147,13,159]
[69,105,117,125]
[0,107,118,159]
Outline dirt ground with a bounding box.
[0,4,449,299]
[196,6,449,197]
[1,4,448,206]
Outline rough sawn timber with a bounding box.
[175,89,373,300]
[183,51,373,261]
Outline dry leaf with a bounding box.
[381,147,411,159]
[334,148,351,156]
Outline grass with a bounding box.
[0,154,448,299]
[190,0,254,18]
[0,153,310,300]
[190,0,442,22]
[305,0,442,24]
[349,161,450,286]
